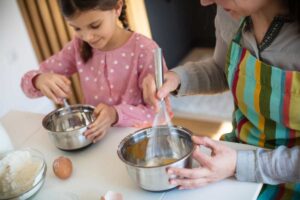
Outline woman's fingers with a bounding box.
[142,72,181,113]
[178,179,210,190]
[157,71,181,99]
[167,167,210,179]
[157,83,172,100]
[167,137,237,190]
[171,177,210,189]
[192,136,220,153]
[168,167,211,189]
[192,146,213,168]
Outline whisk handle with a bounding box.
[154,48,164,90]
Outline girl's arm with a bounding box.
[113,103,156,127]
[21,38,78,98]
[236,146,300,184]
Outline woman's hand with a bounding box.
[142,71,180,112]
[34,73,72,104]
[167,136,237,189]
[84,104,118,143]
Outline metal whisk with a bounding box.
[145,48,174,162]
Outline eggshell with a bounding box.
[102,191,123,200]
[53,156,73,179]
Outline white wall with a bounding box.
[0,0,55,118]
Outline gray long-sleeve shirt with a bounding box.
[172,6,300,184]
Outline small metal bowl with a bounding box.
[0,148,47,200]
[117,125,195,191]
[42,104,95,150]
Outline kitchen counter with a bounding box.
[0,110,262,200]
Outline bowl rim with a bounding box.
[42,104,95,133]
[117,125,196,168]
[0,148,47,199]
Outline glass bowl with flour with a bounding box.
[0,148,46,200]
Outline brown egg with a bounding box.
[53,156,73,179]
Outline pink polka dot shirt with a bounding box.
[21,32,168,127]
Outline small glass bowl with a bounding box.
[0,148,47,200]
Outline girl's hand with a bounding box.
[34,73,72,104]
[84,104,118,143]
[142,71,180,112]
[167,136,237,190]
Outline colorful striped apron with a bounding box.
[223,20,300,199]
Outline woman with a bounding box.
[142,0,300,199]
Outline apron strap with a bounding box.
[233,17,248,44]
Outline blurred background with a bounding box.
[0,0,233,139]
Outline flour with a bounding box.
[0,150,43,198]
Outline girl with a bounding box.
[21,0,167,143]
[143,0,300,199]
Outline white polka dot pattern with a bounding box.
[21,32,162,127]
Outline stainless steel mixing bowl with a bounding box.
[42,104,95,150]
[117,125,195,191]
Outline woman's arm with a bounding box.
[167,136,300,189]
[172,6,239,96]
[236,146,300,184]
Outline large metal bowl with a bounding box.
[42,104,95,150]
[0,148,47,200]
[117,125,195,191]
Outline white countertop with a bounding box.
[0,110,262,200]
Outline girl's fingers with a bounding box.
[85,113,109,137]
[86,125,106,142]
[61,75,71,85]
[56,77,71,96]
[86,120,107,135]
[89,110,107,130]
[50,82,69,98]
[94,103,105,116]
[85,125,103,140]
[92,131,107,143]
[41,86,59,103]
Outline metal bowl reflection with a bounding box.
[42,104,95,150]
[117,125,195,191]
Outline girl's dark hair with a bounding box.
[58,0,130,63]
